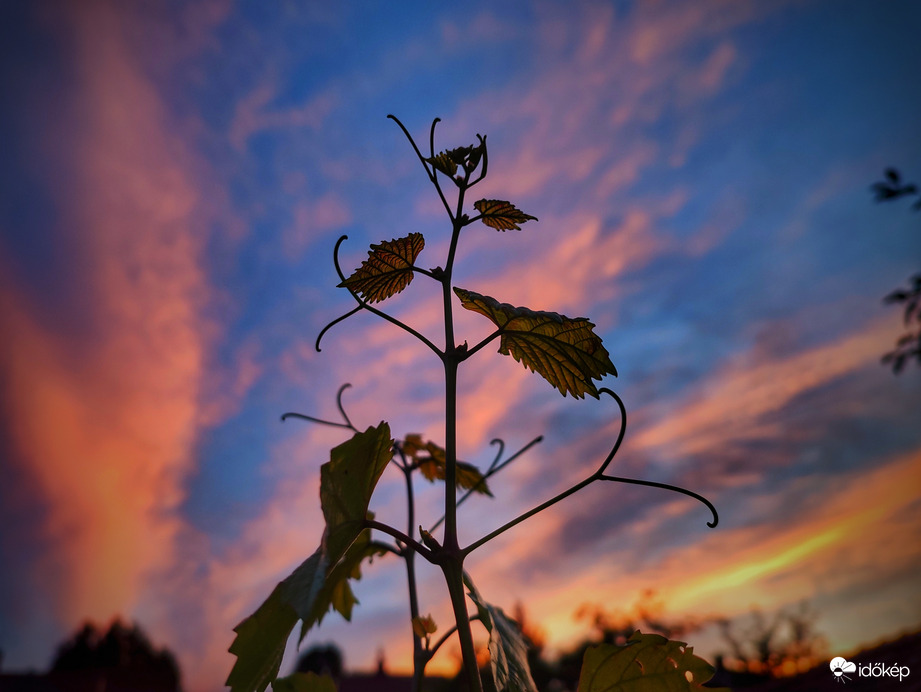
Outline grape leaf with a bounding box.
[320,423,394,560]
[426,144,483,178]
[227,425,393,692]
[273,672,337,692]
[297,523,387,640]
[400,432,426,459]
[465,576,538,692]
[227,584,299,692]
[402,434,492,496]
[473,199,538,231]
[338,234,424,303]
[577,631,728,692]
[426,151,458,177]
[280,549,328,626]
[454,287,617,398]
[228,527,384,692]
[420,458,493,496]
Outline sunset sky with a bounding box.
[1,1,920,690]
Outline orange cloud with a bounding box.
[662,450,921,643]
[457,448,921,662]
[1,0,217,671]
[631,317,894,458]
[457,208,667,325]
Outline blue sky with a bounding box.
[1,1,920,689]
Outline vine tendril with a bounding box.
[281,384,358,433]
[316,306,361,352]
[331,234,442,356]
[488,438,505,470]
[595,388,718,527]
[598,474,718,528]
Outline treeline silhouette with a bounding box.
[0,619,181,692]
[3,603,912,692]
[294,593,831,691]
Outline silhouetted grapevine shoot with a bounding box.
[226,116,722,692]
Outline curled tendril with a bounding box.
[429,117,440,161]
[313,235,357,351]
[281,383,358,433]
[316,306,361,352]
[488,438,505,471]
[595,388,718,528]
[464,387,717,555]
[596,388,627,476]
[598,474,719,528]
[332,234,349,282]
[334,383,356,429]
[387,114,428,172]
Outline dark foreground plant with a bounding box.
[226,116,722,692]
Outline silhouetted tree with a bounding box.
[51,619,181,691]
[295,644,343,683]
[713,601,827,677]
[551,590,701,686]
[546,595,828,687]
[575,589,699,646]
[509,603,556,692]
[872,168,921,373]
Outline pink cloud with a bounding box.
[627,0,761,66]
[458,206,669,326]
[696,42,738,94]
[0,1,230,682]
[229,81,338,150]
[442,0,791,222]
[631,317,895,458]
[282,193,353,260]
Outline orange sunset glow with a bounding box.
[1,2,919,691]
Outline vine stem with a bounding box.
[442,558,482,692]
[428,613,482,657]
[438,151,483,691]
[400,462,426,692]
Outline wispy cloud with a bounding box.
[229,82,338,151]
[0,0,224,671]
[631,316,894,459]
